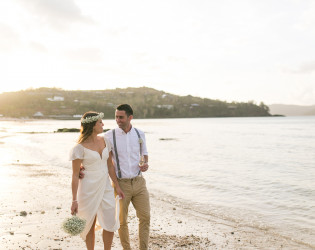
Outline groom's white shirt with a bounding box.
[105,127,148,179]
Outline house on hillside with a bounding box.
[228,105,237,109]
[33,112,44,118]
[46,96,64,102]
[156,105,173,109]
[190,104,200,109]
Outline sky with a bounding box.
[1,0,315,105]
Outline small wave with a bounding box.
[149,188,315,248]
[10,163,42,167]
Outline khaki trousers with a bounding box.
[116,176,150,250]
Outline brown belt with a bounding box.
[118,174,142,182]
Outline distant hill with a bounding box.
[0,87,271,119]
[269,104,315,116]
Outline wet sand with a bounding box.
[0,162,313,249]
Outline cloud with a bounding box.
[289,85,315,105]
[293,2,315,33]
[64,48,103,62]
[29,41,48,53]
[0,23,21,52]
[17,0,94,30]
[284,61,315,74]
[167,56,187,63]
[297,61,315,73]
[106,27,129,37]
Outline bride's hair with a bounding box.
[78,111,99,143]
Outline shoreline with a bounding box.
[0,163,313,249]
[0,115,291,123]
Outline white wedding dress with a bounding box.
[69,136,120,240]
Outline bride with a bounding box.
[69,111,124,250]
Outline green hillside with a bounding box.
[0,87,271,119]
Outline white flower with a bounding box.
[81,112,104,124]
[62,215,86,236]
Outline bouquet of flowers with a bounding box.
[62,215,86,236]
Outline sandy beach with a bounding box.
[0,161,313,250]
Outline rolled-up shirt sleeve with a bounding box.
[140,131,148,156]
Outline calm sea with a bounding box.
[0,117,314,247]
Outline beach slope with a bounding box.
[0,163,312,249]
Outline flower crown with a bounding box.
[81,112,104,124]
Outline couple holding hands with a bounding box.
[69,104,150,250]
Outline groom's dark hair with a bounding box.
[116,104,133,117]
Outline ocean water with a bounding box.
[0,117,314,247]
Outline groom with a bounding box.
[105,104,150,250]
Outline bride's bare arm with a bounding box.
[107,152,125,199]
[71,159,82,214]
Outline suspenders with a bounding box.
[112,128,142,178]
[112,129,121,178]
